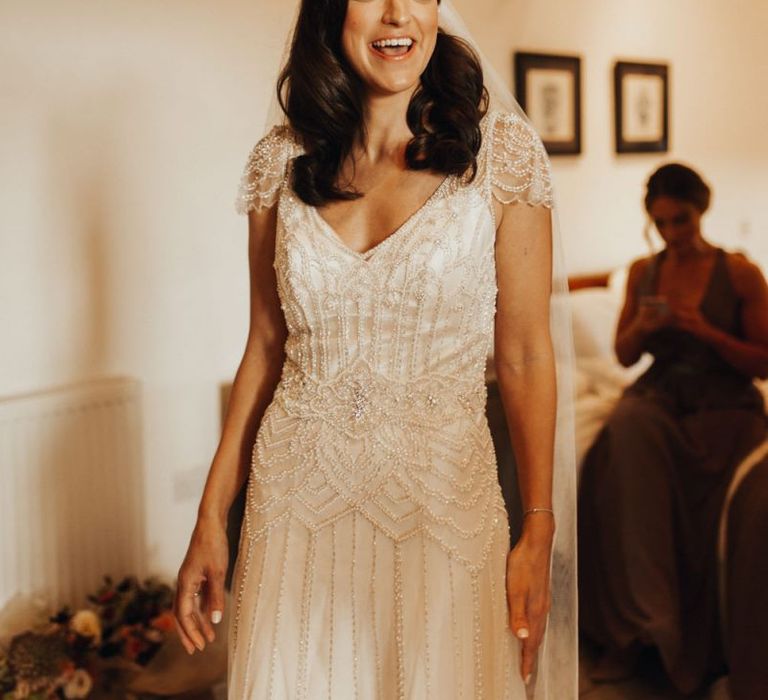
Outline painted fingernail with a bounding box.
[516,628,529,639]
[212,610,223,624]
[525,673,532,685]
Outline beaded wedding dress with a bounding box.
[227,109,555,699]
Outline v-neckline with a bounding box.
[307,175,453,262]
[652,247,722,312]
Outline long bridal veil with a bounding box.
[426,6,577,696]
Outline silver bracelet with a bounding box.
[523,507,554,517]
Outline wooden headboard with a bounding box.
[568,273,611,291]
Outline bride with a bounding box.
[173,1,577,697]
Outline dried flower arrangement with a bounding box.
[0,576,175,700]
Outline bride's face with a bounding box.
[342,0,439,97]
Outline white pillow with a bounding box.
[607,265,629,297]
[577,355,651,397]
[569,288,622,360]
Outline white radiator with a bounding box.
[0,378,146,611]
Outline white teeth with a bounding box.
[372,38,414,49]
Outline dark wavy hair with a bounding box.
[277,0,489,206]
[644,163,712,214]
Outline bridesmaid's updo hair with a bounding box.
[277,0,489,206]
[644,163,712,214]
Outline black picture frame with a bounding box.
[614,61,669,153]
[514,52,582,156]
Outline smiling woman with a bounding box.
[173,1,576,698]
[277,0,487,208]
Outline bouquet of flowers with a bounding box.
[87,576,175,669]
[0,610,98,699]
[0,576,176,700]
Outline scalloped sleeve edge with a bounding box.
[487,111,554,209]
[235,126,300,215]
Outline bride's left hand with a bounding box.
[506,517,555,684]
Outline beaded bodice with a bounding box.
[235,110,552,571]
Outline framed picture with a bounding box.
[514,52,582,156]
[614,61,669,153]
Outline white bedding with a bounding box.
[568,279,768,472]
[573,357,647,471]
[569,277,644,471]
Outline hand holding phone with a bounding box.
[636,295,671,333]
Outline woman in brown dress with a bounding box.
[578,163,768,697]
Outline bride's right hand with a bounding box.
[173,517,229,654]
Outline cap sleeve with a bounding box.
[487,110,553,208]
[235,125,302,215]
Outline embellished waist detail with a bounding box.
[274,359,487,430]
[245,358,503,570]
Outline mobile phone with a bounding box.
[639,295,669,315]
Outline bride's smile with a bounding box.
[342,0,438,96]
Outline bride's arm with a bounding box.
[173,204,287,655]
[493,198,556,684]
[198,206,287,526]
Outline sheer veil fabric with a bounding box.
[242,1,578,698]
[437,5,578,698]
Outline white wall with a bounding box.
[453,0,768,272]
[2,0,767,578]
[0,0,293,578]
